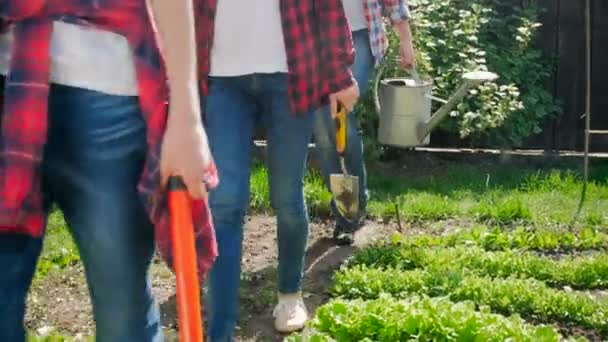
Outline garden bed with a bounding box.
[26,156,608,341]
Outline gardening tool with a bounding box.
[571,0,596,228]
[329,103,359,223]
[168,176,204,342]
[373,64,498,148]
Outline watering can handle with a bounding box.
[373,63,384,116]
[407,64,423,84]
[373,61,422,115]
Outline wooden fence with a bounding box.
[432,0,608,152]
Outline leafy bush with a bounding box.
[27,331,94,342]
[303,169,333,217]
[35,211,80,279]
[396,193,459,221]
[470,196,532,224]
[288,295,575,341]
[390,225,607,252]
[357,0,560,148]
[249,163,271,211]
[348,244,608,289]
[332,266,607,336]
[249,163,332,216]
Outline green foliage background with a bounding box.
[356,0,560,152]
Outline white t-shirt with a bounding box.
[342,0,368,31]
[209,0,288,77]
[0,21,138,96]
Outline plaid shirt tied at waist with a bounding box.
[0,0,219,281]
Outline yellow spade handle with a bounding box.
[335,103,347,155]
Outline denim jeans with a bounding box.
[0,81,162,342]
[203,73,314,341]
[313,29,374,229]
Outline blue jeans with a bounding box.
[313,29,374,229]
[203,73,314,341]
[0,82,162,342]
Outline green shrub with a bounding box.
[303,169,333,217]
[288,295,576,341]
[332,266,607,336]
[249,164,271,211]
[398,193,459,221]
[389,225,607,252]
[470,196,532,224]
[348,244,608,289]
[356,0,559,149]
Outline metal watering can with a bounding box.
[373,64,498,148]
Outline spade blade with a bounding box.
[329,173,359,222]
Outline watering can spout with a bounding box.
[416,70,498,142]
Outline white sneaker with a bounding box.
[273,292,309,333]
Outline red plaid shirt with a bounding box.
[194,0,356,115]
[0,0,219,281]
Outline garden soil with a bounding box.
[25,215,398,341]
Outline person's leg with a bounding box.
[43,84,162,341]
[260,73,314,332]
[204,76,257,342]
[0,235,44,342]
[312,29,374,243]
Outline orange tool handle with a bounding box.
[168,176,204,342]
[334,103,347,155]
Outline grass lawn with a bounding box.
[29,156,608,340]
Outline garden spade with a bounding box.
[168,176,204,342]
[329,104,359,223]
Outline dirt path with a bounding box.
[25,215,397,340]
